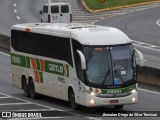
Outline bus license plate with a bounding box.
[110,100,119,104]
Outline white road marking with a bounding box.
[16,16,21,20]
[156,19,160,26]
[133,44,160,52]
[136,58,148,62]
[14,9,17,13]
[139,88,160,95]
[132,40,160,52]
[0,51,10,56]
[86,117,102,120]
[13,3,16,7]
[0,96,11,99]
[0,93,62,110]
[0,103,31,106]
[0,93,11,97]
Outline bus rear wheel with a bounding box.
[69,89,78,110]
[29,79,37,99]
[115,105,124,109]
[23,78,30,97]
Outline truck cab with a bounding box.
[39,2,72,23]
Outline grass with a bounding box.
[84,0,159,10]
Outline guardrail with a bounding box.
[0,34,160,87]
[137,66,160,87]
[0,34,10,52]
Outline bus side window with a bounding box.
[51,6,59,13]
[72,40,85,82]
[61,5,69,13]
[11,30,25,52]
[56,37,73,67]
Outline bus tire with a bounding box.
[29,79,37,99]
[114,105,124,109]
[22,77,30,97]
[69,89,78,110]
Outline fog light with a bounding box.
[132,97,136,102]
[131,90,136,94]
[91,92,95,96]
[90,99,95,104]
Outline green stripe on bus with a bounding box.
[92,85,136,94]
[36,59,40,70]
[11,53,69,77]
[26,56,30,68]
[39,72,43,83]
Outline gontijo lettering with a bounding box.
[48,64,64,73]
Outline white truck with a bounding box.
[39,2,72,23]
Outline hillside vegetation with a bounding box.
[84,0,160,10]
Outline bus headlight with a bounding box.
[90,99,95,104]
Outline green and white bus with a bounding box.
[11,23,144,109]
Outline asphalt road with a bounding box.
[0,0,160,120]
[95,7,160,69]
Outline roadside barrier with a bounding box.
[0,34,10,51]
[137,66,160,87]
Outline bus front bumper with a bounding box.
[85,92,137,107]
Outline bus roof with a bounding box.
[12,23,131,46]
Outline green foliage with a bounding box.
[85,0,158,10]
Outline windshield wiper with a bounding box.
[113,61,124,83]
[101,70,110,86]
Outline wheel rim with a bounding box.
[24,81,28,92]
[30,82,35,97]
[70,91,76,108]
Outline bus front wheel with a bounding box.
[69,89,78,110]
[115,105,124,109]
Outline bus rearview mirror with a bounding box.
[77,50,86,70]
[134,48,144,67]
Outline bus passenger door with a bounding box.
[41,73,53,96]
[76,80,82,104]
[49,74,57,97]
[56,76,67,100]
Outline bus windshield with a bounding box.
[84,44,136,88]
